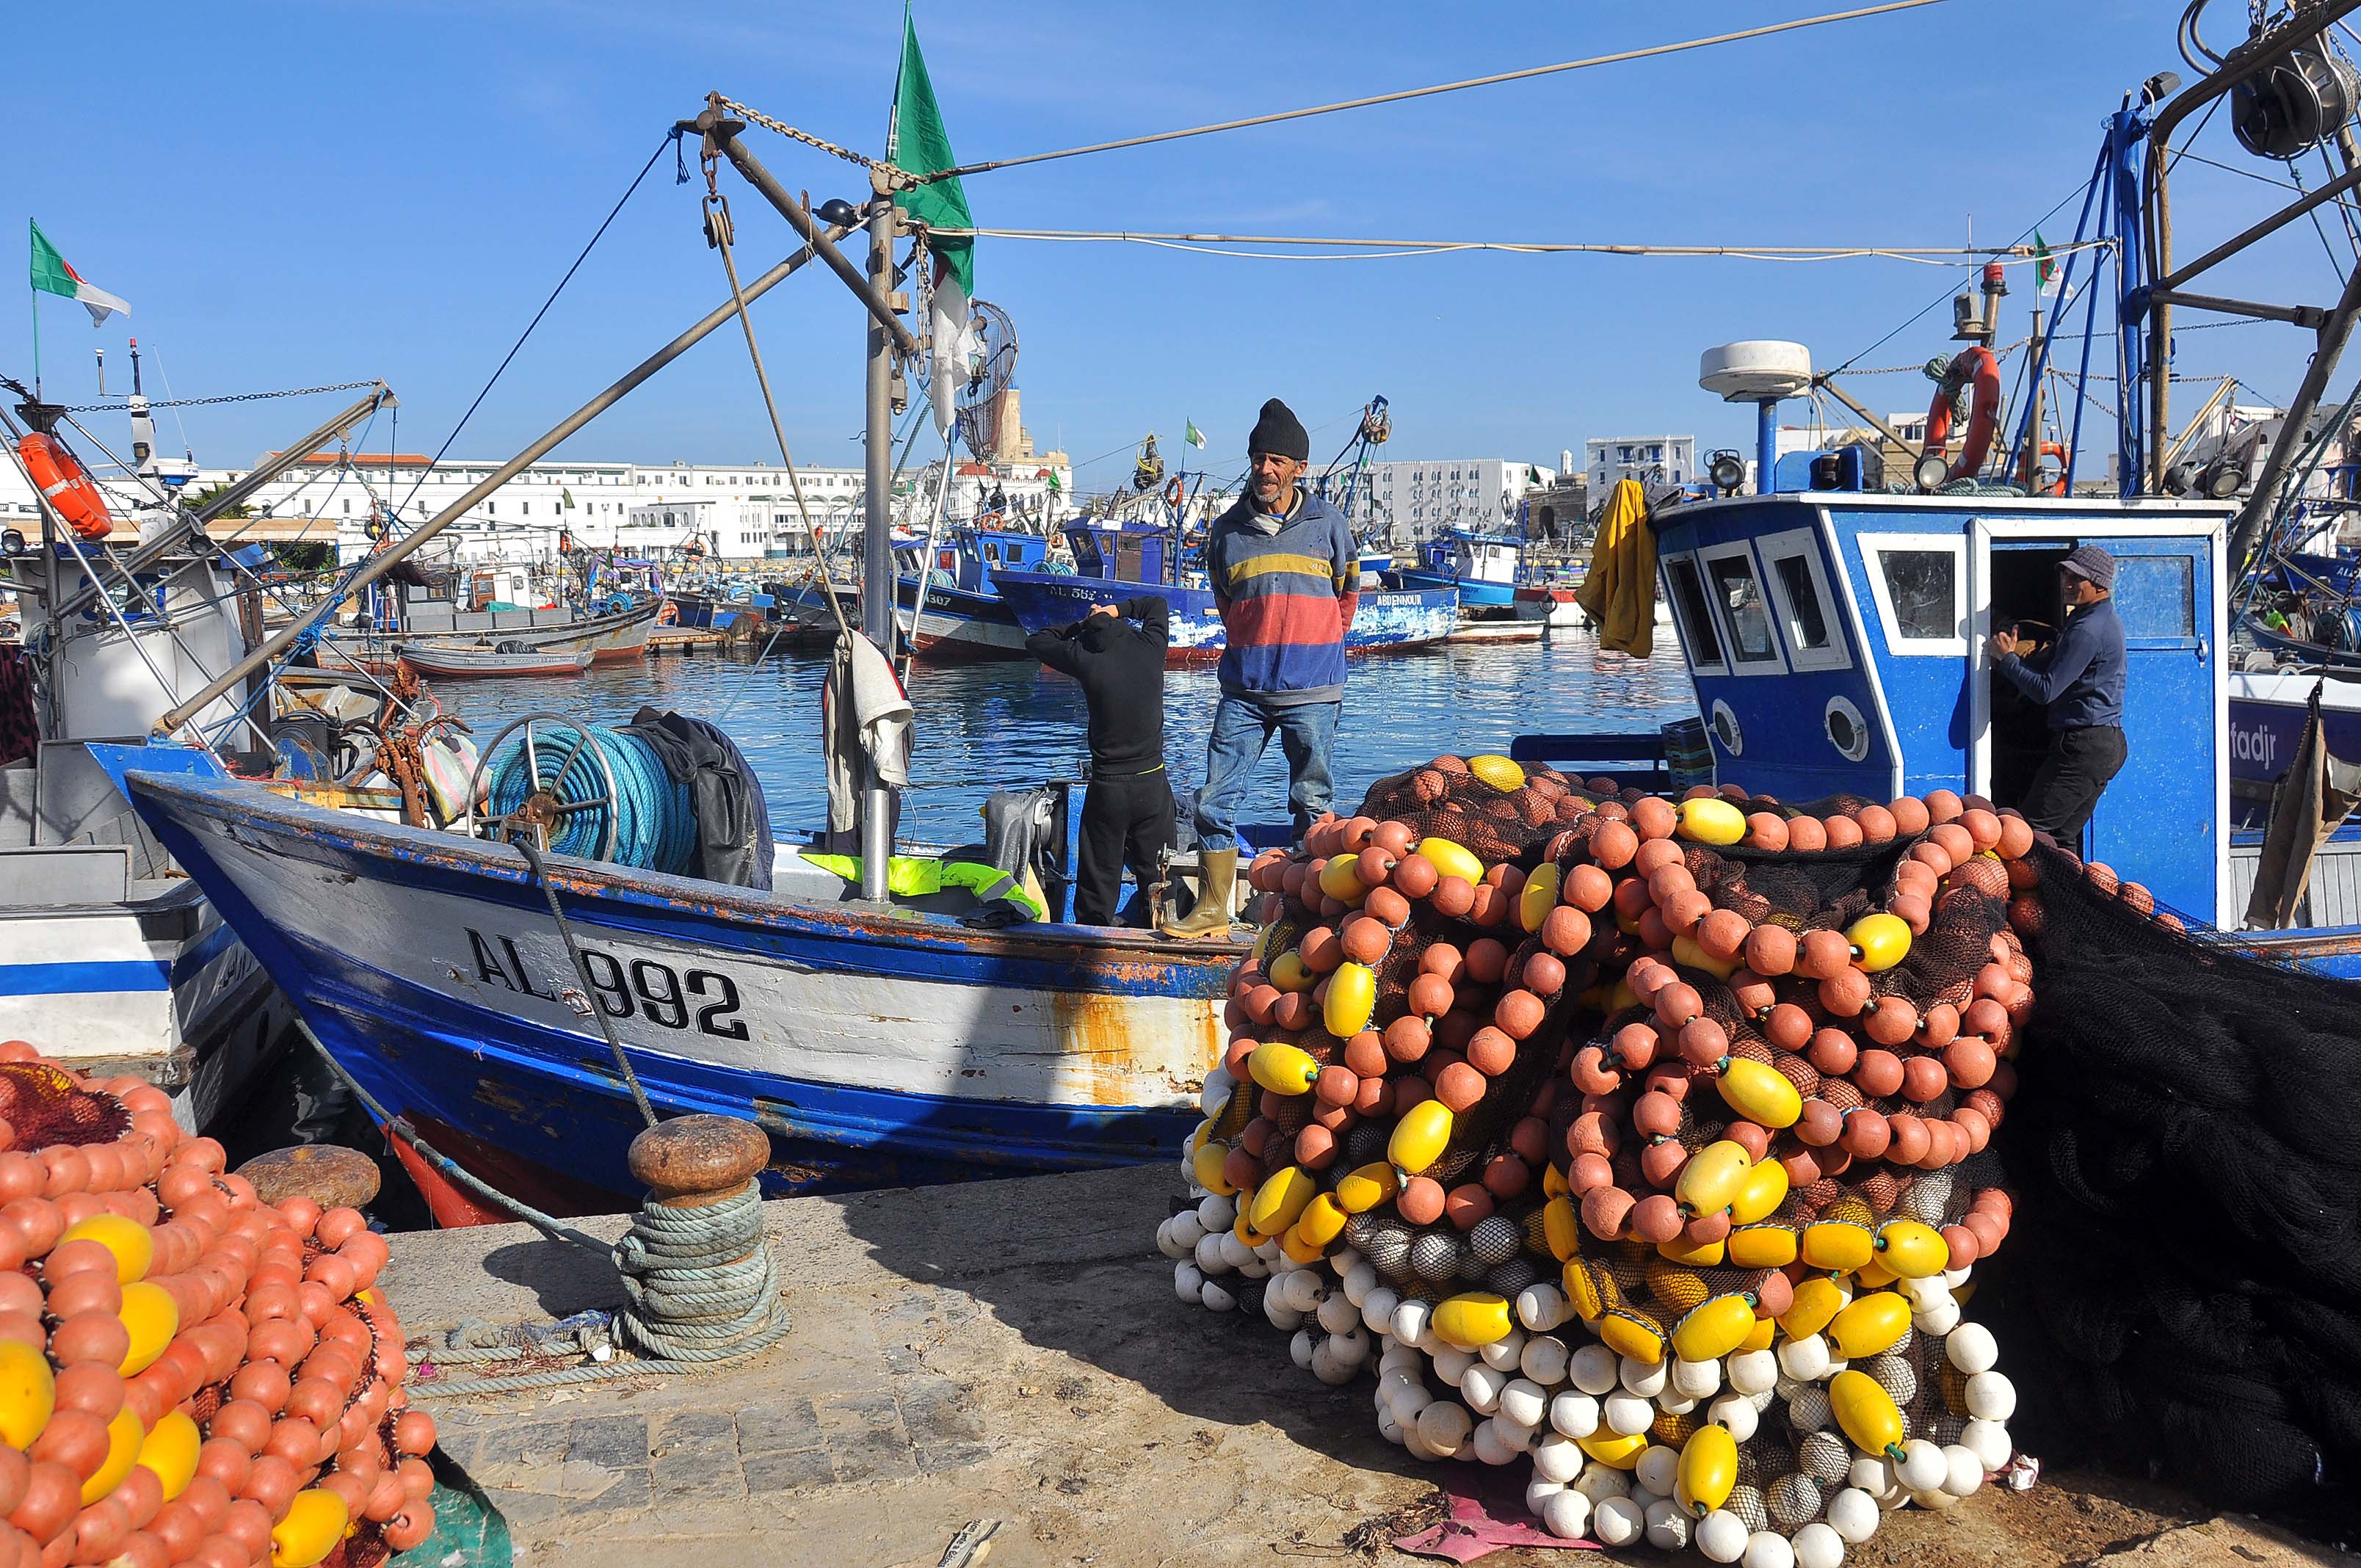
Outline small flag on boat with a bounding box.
[891,5,976,440]
[561,487,576,510]
[1185,419,1206,450]
[29,220,129,326]
[2033,231,2059,295]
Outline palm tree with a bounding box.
[184,482,250,520]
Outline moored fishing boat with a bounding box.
[327,557,661,672]
[1387,529,1523,607]
[0,356,487,1126]
[397,644,592,678]
[112,88,1285,1217]
[994,518,1457,661]
[896,523,1056,660]
[128,768,1232,1211]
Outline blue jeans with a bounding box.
[1195,695,1338,852]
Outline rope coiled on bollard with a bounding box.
[612,1186,792,1361]
[413,1191,790,1398]
[290,1019,793,1396]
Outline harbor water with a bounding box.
[447,629,1694,846]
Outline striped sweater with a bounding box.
[1205,490,1359,705]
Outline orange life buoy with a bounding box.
[2037,440,2067,497]
[16,432,113,541]
[1163,476,1185,509]
[1923,345,2002,486]
[656,598,679,626]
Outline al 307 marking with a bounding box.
[463,928,749,1040]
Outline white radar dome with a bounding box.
[1700,341,1813,402]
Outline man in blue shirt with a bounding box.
[1986,544,2128,842]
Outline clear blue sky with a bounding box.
[10,1,2349,491]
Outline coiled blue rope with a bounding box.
[485,722,696,874]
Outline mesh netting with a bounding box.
[1978,844,2361,1532]
[0,1061,132,1147]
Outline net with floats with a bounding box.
[1156,755,2059,1559]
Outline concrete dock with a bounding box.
[382,1166,2356,1568]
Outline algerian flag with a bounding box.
[2033,231,2059,297]
[891,6,976,439]
[561,487,576,510]
[29,220,129,326]
[1185,419,1206,450]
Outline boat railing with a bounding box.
[1509,730,1675,795]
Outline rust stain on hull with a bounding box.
[1048,987,1224,1107]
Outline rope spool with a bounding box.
[482,719,695,873]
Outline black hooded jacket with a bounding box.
[1026,595,1169,775]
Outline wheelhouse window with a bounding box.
[1664,556,1726,672]
[1705,551,1779,665]
[1882,551,1955,639]
[1774,556,1827,646]
[1860,534,1968,654]
[1758,526,1852,672]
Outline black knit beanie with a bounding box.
[1247,398,1310,462]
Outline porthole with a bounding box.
[1711,699,1743,758]
[1824,696,1871,762]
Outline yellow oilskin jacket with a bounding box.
[1577,477,1658,659]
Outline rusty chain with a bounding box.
[714,95,913,189]
[44,380,382,414]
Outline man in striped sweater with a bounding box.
[1161,398,1359,939]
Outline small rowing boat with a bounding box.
[399,644,592,679]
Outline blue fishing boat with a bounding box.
[1387,529,1525,608]
[896,523,1056,660]
[126,758,1234,1213]
[100,100,1293,1219]
[993,518,1457,663]
[1509,478,2361,973]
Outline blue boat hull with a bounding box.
[1388,569,1517,608]
[126,774,1230,1215]
[992,573,1459,664]
[899,576,1032,660]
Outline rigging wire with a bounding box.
[921,228,2095,265]
[394,133,675,523]
[909,1,1943,184]
[1824,179,2095,380]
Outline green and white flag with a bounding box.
[29,220,128,326]
[2033,231,2059,296]
[1184,419,1206,450]
[891,7,976,439]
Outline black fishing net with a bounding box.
[1981,844,2361,1533]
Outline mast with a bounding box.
[128,339,156,480]
[860,178,902,901]
[2020,303,2043,493]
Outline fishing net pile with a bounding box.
[0,1042,437,1568]
[1976,848,2361,1534]
[1156,757,2055,1566]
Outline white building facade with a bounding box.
[1352,458,1556,542]
[1585,436,1697,498]
[0,451,1073,565]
